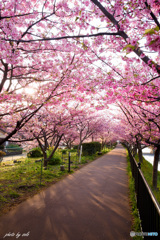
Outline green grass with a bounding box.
[8,190,20,199]
[135,155,160,205]
[126,152,143,240]
[126,151,160,239]
[0,147,113,216]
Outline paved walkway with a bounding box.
[0,145,132,240]
[2,153,27,162]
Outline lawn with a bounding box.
[126,153,143,240]
[0,147,111,216]
[135,155,160,205]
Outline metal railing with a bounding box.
[3,147,23,156]
[128,150,160,239]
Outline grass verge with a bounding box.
[134,155,160,205]
[126,152,143,240]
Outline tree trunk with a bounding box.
[47,134,63,162]
[35,137,48,167]
[67,141,72,149]
[132,145,137,157]
[152,146,160,189]
[77,143,81,157]
[137,142,143,163]
[42,150,48,167]
[101,140,105,150]
[43,157,48,167]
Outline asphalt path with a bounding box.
[0,145,132,240]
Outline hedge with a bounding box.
[27,147,43,158]
[82,142,101,156]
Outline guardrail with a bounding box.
[128,149,160,239]
[3,147,23,156]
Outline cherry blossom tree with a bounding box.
[10,103,75,166]
[0,0,160,189]
[117,101,160,189]
[0,42,100,145]
[3,0,159,75]
[63,131,78,149]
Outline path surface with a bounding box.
[0,145,132,240]
[2,153,27,162]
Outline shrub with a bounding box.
[82,142,101,156]
[62,149,67,154]
[69,149,77,153]
[0,150,6,157]
[47,149,61,165]
[27,147,43,158]
[48,156,61,165]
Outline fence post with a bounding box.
[40,158,43,185]
[68,152,71,172]
[137,162,141,210]
[79,145,82,163]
